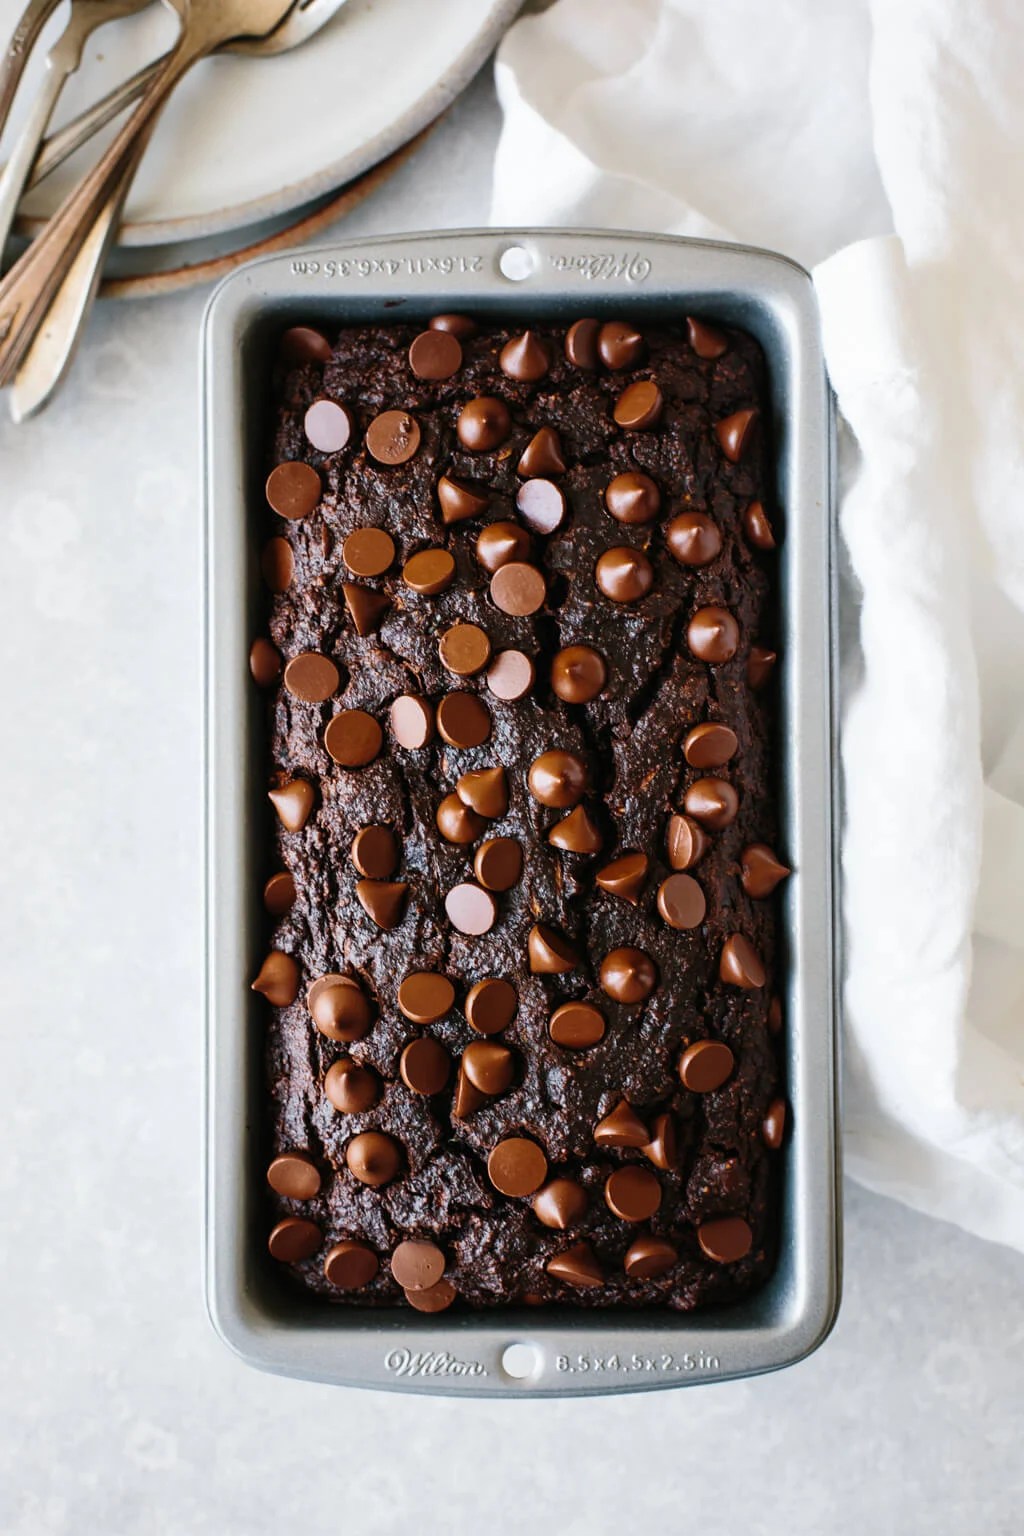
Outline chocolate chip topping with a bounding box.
[678,1039,735,1092]
[642,1112,678,1171]
[719,934,767,989]
[345,1131,401,1188]
[266,461,321,520]
[462,1040,515,1096]
[657,873,707,930]
[743,500,777,550]
[268,1217,322,1263]
[436,793,486,844]
[355,879,409,930]
[594,546,655,603]
[604,470,660,524]
[564,317,600,370]
[548,804,603,854]
[325,1057,379,1113]
[403,547,456,595]
[500,330,549,382]
[439,622,492,677]
[762,1098,788,1150]
[436,692,492,748]
[697,1215,753,1264]
[445,881,498,935]
[715,407,759,463]
[748,645,778,689]
[267,1152,321,1200]
[263,870,296,916]
[684,722,738,768]
[517,426,566,477]
[251,951,299,1007]
[595,852,648,904]
[429,312,477,339]
[594,1099,648,1148]
[250,637,282,688]
[515,478,566,534]
[550,645,607,703]
[665,813,710,869]
[283,652,340,703]
[685,316,729,359]
[465,977,518,1035]
[490,561,546,616]
[408,329,462,381]
[342,584,391,636]
[687,606,740,663]
[342,526,395,577]
[527,923,580,973]
[532,1178,588,1230]
[404,1278,457,1312]
[474,836,523,891]
[391,1239,446,1290]
[304,398,353,453]
[400,1038,451,1096]
[457,765,508,818]
[613,379,663,430]
[740,843,791,898]
[549,1000,606,1048]
[684,777,739,829]
[397,971,455,1024]
[261,536,294,592]
[281,325,332,365]
[457,396,512,451]
[308,975,372,1043]
[475,521,532,574]
[624,1236,678,1278]
[487,1136,548,1196]
[666,512,722,567]
[324,1240,378,1290]
[528,750,587,807]
[546,1242,603,1288]
[366,409,421,465]
[324,709,382,767]
[598,320,644,370]
[351,825,399,879]
[605,1165,662,1222]
[599,947,658,1003]
[390,694,435,750]
[437,475,490,526]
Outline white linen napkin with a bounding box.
[490,0,1024,1249]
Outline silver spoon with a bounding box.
[9,0,350,421]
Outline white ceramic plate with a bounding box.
[5,0,521,246]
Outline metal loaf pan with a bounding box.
[202,229,840,1397]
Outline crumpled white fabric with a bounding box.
[491,0,1024,1249]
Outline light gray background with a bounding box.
[1,66,1021,1536]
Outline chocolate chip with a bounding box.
[436,793,486,844]
[720,934,766,989]
[397,971,455,1024]
[747,645,777,689]
[263,871,296,916]
[594,1099,648,1148]
[308,975,372,1043]
[599,947,658,1003]
[474,837,523,891]
[437,475,490,526]
[250,637,282,687]
[400,1038,451,1096]
[343,584,391,636]
[438,622,492,677]
[500,330,549,382]
[613,380,663,430]
[283,651,340,703]
[452,1065,486,1119]
[324,708,383,767]
[550,645,607,703]
[404,1279,457,1312]
[268,1217,322,1263]
[604,471,660,524]
[342,526,395,577]
[740,843,791,898]
[605,1166,662,1222]
[549,1000,606,1048]
[716,407,759,463]
[266,461,321,520]
[355,879,409,930]
[490,561,546,616]
[684,777,739,829]
[624,1235,677,1278]
[564,317,600,370]
[763,1098,787,1149]
[684,722,738,768]
[666,512,722,567]
[686,316,729,359]
[345,1131,401,1188]
[456,765,508,818]
[527,750,587,807]
[267,1152,321,1200]
[280,326,332,365]
[390,694,435,750]
[595,852,648,904]
[462,1040,514,1095]
[548,804,603,853]
[408,329,462,380]
[465,978,517,1035]
[642,1111,678,1171]
[688,606,740,663]
[515,478,566,534]
[351,825,399,879]
[429,312,477,339]
[445,881,497,935]
[528,923,580,974]
[678,1039,734,1092]
[268,778,314,832]
[457,396,512,451]
[366,409,421,465]
[594,545,655,603]
[487,1136,548,1196]
[486,645,536,699]
[743,500,776,550]
[391,1239,446,1290]
[547,1242,603,1287]
[698,1215,753,1263]
[475,520,531,573]
[666,812,710,869]
[251,951,299,1007]
[261,536,294,591]
[598,320,644,370]
[304,399,353,453]
[533,1178,588,1230]
[403,547,456,595]
[657,873,707,930]
[436,692,492,748]
[324,1240,378,1290]
[768,995,784,1035]
[518,426,566,477]
[324,1057,379,1113]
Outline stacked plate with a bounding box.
[3,0,522,295]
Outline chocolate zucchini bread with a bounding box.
[250,311,789,1312]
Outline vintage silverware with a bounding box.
[10,0,350,421]
[0,0,157,272]
[0,0,297,385]
[0,0,64,144]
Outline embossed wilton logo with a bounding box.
[385,1348,486,1379]
[550,252,652,282]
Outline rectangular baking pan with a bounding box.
[202,228,840,1396]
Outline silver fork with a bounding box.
[8,0,350,421]
[0,0,159,271]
